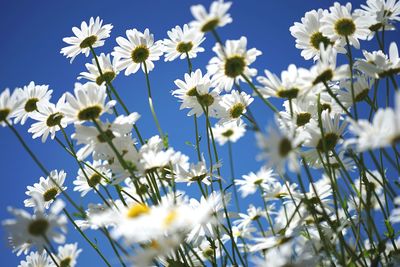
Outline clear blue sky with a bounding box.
[1,0,398,266]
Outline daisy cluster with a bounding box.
[1,0,400,266]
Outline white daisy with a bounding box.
[73,160,110,196]
[257,64,307,99]
[356,42,400,78]
[3,197,67,255]
[256,116,307,173]
[13,82,53,125]
[24,170,67,210]
[28,95,67,143]
[337,75,373,106]
[207,36,262,92]
[112,28,163,75]
[212,118,246,145]
[235,167,277,198]
[18,251,54,267]
[173,156,213,186]
[0,88,20,126]
[233,204,266,230]
[290,9,345,61]
[72,112,139,160]
[217,90,253,124]
[303,110,347,166]
[162,24,205,62]
[356,0,400,32]
[61,17,113,63]
[55,243,82,267]
[78,53,118,85]
[346,91,400,151]
[299,44,349,95]
[278,98,318,130]
[172,69,221,117]
[190,0,232,33]
[187,191,228,244]
[61,82,116,124]
[320,2,376,49]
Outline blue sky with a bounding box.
[1,0,399,266]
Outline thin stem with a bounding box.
[143,61,166,147]
[228,141,240,212]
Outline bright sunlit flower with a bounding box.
[172,69,221,117]
[18,251,53,267]
[356,0,400,31]
[0,88,20,127]
[162,24,205,61]
[61,17,113,63]
[207,37,262,92]
[212,119,246,145]
[78,53,118,85]
[113,28,163,75]
[300,44,349,95]
[290,9,345,60]
[257,64,307,99]
[356,42,400,78]
[28,95,67,143]
[235,167,277,197]
[3,197,67,255]
[61,82,116,124]
[190,0,232,33]
[73,160,110,196]
[55,243,82,267]
[320,2,376,49]
[217,90,253,124]
[346,91,400,151]
[13,82,53,125]
[24,170,67,210]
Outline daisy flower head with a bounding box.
[3,196,67,255]
[290,9,346,61]
[346,91,400,151]
[190,0,232,33]
[55,243,82,267]
[73,160,110,196]
[207,36,262,92]
[256,116,307,173]
[356,0,400,32]
[300,44,349,95]
[18,251,53,267]
[337,75,373,106]
[320,2,376,49]
[78,53,118,85]
[162,24,205,62]
[0,88,20,127]
[217,90,253,124]
[172,69,221,117]
[112,28,163,75]
[61,17,113,63]
[257,64,307,100]
[212,118,246,145]
[278,97,318,130]
[356,42,400,78]
[13,82,53,125]
[24,170,67,210]
[303,110,347,166]
[235,167,277,198]
[72,112,140,161]
[61,82,116,124]
[28,95,67,143]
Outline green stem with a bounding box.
[143,61,166,147]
